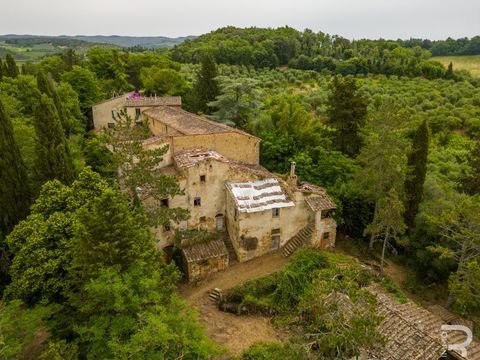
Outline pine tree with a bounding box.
[0,98,31,239]
[37,71,72,135]
[326,76,368,157]
[404,120,429,231]
[461,141,480,195]
[194,53,219,114]
[4,54,19,78]
[32,94,75,185]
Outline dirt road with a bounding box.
[179,251,290,356]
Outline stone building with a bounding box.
[92,94,337,280]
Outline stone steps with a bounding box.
[282,224,314,257]
[223,233,238,265]
[209,288,223,304]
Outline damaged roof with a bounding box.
[226,178,295,213]
[368,285,480,360]
[182,240,228,263]
[124,96,182,107]
[174,149,229,168]
[299,182,336,211]
[143,106,259,138]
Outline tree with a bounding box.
[70,263,219,359]
[445,61,454,79]
[36,71,73,135]
[0,300,53,359]
[0,98,31,239]
[107,109,188,226]
[404,120,429,232]
[32,94,75,186]
[4,54,19,78]
[326,76,368,157]
[0,59,4,80]
[0,98,31,292]
[460,141,480,195]
[140,66,187,96]
[61,66,104,114]
[355,100,408,248]
[427,196,480,311]
[364,188,406,273]
[193,53,219,114]
[209,77,263,128]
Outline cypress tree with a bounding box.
[32,94,75,185]
[326,76,368,157]
[445,62,454,79]
[0,98,31,239]
[36,71,72,136]
[4,54,19,78]
[461,141,480,195]
[404,120,429,231]
[0,59,4,81]
[194,53,219,114]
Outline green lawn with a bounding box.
[434,55,480,78]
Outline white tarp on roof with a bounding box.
[227,178,295,213]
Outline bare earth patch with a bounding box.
[179,251,290,356]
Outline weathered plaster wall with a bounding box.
[225,190,311,262]
[173,133,260,165]
[92,94,129,131]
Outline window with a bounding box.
[272,208,280,218]
[163,224,171,232]
[271,228,281,250]
[135,120,144,126]
[107,122,115,129]
[234,208,239,221]
[321,210,335,219]
[135,108,141,117]
[160,199,169,208]
[199,216,206,223]
[194,197,201,206]
[323,232,330,240]
[200,175,206,183]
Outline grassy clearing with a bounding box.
[434,55,480,78]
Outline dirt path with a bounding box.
[178,251,290,356]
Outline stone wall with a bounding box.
[184,255,229,282]
[92,94,130,130]
[173,132,260,165]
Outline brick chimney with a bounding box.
[288,161,298,187]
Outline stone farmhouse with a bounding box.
[92,93,337,281]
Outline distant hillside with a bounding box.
[0,34,196,49]
[68,35,196,48]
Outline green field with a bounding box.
[434,55,480,78]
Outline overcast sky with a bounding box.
[1,0,479,40]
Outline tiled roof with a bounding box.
[368,285,480,360]
[182,240,228,263]
[226,178,295,213]
[124,96,182,107]
[143,106,258,137]
[305,195,336,211]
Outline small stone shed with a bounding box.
[181,240,229,282]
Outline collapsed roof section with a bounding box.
[226,178,295,213]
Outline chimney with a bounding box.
[288,161,298,187]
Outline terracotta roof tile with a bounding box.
[144,106,258,138]
[182,240,228,263]
[125,96,182,107]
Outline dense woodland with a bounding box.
[0,26,480,359]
